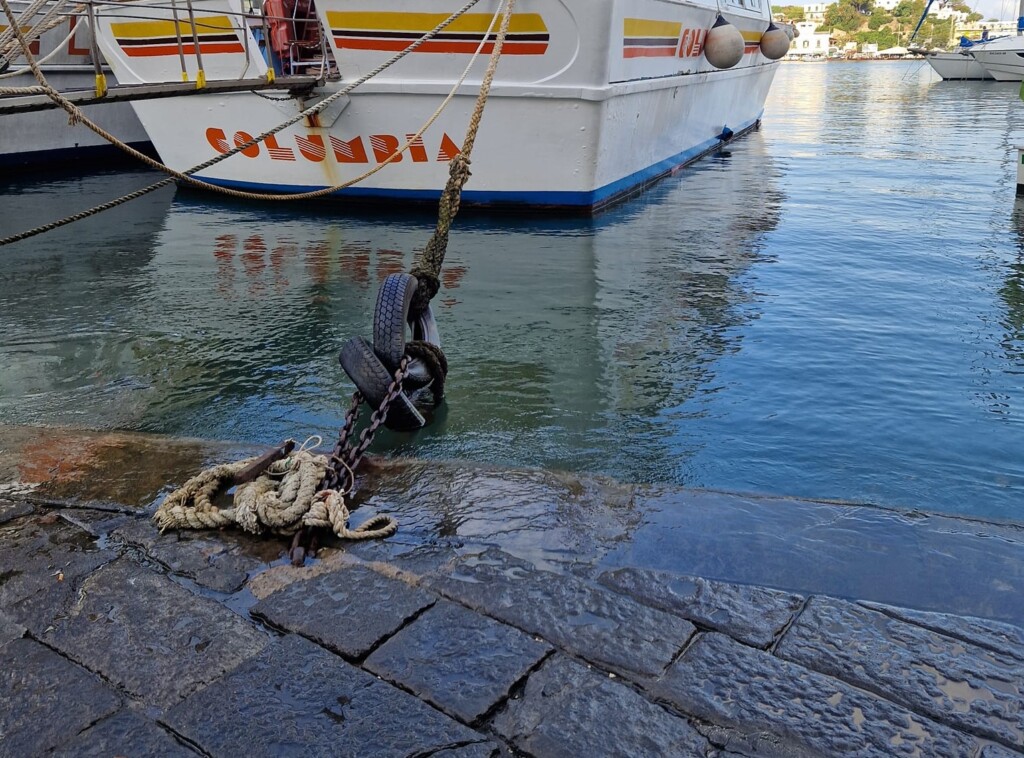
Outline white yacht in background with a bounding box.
[924,48,993,80]
[907,0,997,80]
[968,0,1024,80]
[969,34,1024,80]
[0,0,149,168]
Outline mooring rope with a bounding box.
[153,446,397,540]
[0,0,71,58]
[410,0,518,316]
[0,0,488,245]
[0,20,77,79]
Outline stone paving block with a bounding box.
[41,557,269,708]
[424,549,695,678]
[0,609,25,647]
[164,634,492,758]
[598,567,805,648]
[365,600,552,723]
[114,518,269,594]
[58,507,134,538]
[52,709,199,757]
[652,632,980,758]
[0,517,111,630]
[980,744,1024,758]
[493,654,711,756]
[430,743,503,758]
[250,563,435,658]
[860,601,1024,662]
[0,638,121,755]
[0,499,33,525]
[777,596,1024,750]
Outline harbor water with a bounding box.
[2,61,1023,523]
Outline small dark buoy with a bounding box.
[718,126,734,142]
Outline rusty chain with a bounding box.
[322,357,411,492]
[289,358,409,564]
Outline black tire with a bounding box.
[338,336,425,431]
[373,273,417,371]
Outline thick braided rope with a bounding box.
[154,458,254,531]
[9,2,81,57]
[1,21,79,79]
[0,83,45,94]
[0,0,67,56]
[153,450,396,540]
[0,0,488,246]
[305,491,397,540]
[410,0,517,315]
[405,340,448,401]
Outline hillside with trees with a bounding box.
[775,0,983,48]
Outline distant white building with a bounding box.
[861,42,878,54]
[930,3,969,21]
[788,21,831,56]
[873,0,900,10]
[802,2,833,23]
[956,19,1016,35]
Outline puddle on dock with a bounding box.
[1,424,1021,626]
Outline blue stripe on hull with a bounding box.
[195,116,761,211]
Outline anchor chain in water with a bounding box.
[337,0,517,431]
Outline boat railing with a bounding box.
[0,0,321,116]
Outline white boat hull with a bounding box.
[125,65,775,209]
[969,38,1024,81]
[1,70,151,167]
[91,0,780,210]
[926,52,993,80]
[1,7,150,167]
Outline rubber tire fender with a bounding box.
[338,336,425,431]
[373,273,440,390]
[373,273,417,370]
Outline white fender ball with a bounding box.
[760,23,791,60]
[704,16,745,69]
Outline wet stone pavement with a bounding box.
[1,427,1023,757]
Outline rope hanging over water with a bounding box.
[410,0,518,316]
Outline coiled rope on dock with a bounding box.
[0,0,496,245]
[153,440,397,540]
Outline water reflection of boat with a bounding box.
[88,0,785,210]
[0,168,175,428]
[0,0,149,167]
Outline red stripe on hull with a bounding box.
[332,37,548,54]
[624,46,677,58]
[122,42,244,57]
